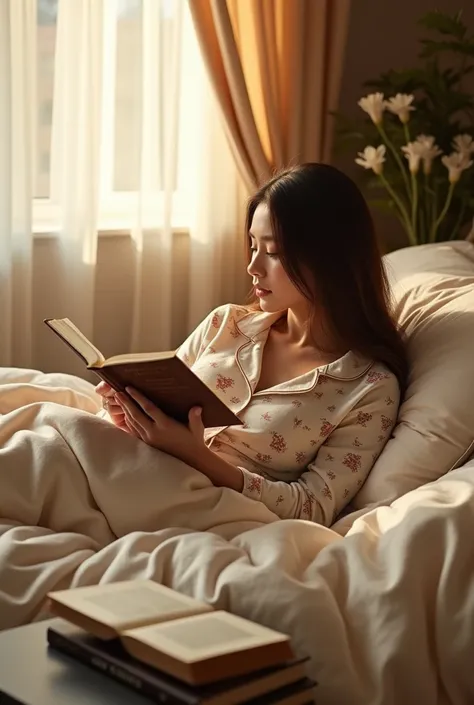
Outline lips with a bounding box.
[255,286,271,297]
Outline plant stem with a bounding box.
[428,178,439,240]
[459,55,467,92]
[403,124,411,147]
[422,171,431,244]
[419,198,426,244]
[379,172,416,245]
[377,123,411,202]
[430,182,456,242]
[410,172,418,243]
[450,198,467,240]
[403,122,419,242]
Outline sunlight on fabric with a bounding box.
[3,0,241,369]
[162,0,175,19]
[0,0,35,366]
[37,0,202,234]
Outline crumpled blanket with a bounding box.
[1,368,473,705]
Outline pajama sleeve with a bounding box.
[175,306,225,367]
[239,372,400,526]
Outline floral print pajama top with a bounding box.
[177,304,400,527]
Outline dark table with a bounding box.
[0,618,152,704]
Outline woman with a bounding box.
[98,163,408,526]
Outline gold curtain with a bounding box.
[189,0,351,191]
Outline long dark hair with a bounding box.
[245,163,409,393]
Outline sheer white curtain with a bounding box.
[0,0,35,368]
[50,0,103,344]
[0,0,246,374]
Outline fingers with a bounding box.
[107,400,123,414]
[123,410,145,439]
[101,394,121,414]
[116,418,129,432]
[115,391,152,438]
[188,407,204,439]
[95,381,114,398]
[97,388,127,430]
[125,387,168,425]
[95,383,136,435]
[96,382,125,418]
[113,396,141,436]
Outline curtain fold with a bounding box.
[128,0,179,353]
[187,55,248,332]
[49,0,103,373]
[0,0,35,367]
[189,0,352,190]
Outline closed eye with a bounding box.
[250,246,279,258]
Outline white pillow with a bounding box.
[352,241,474,510]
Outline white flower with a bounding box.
[358,93,385,125]
[401,141,425,174]
[441,152,473,184]
[385,93,415,124]
[452,134,474,157]
[355,145,386,175]
[413,134,442,174]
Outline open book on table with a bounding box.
[47,581,295,687]
[44,318,241,429]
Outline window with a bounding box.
[34,0,205,232]
[36,0,58,199]
[113,3,143,192]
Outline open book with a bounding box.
[47,581,294,686]
[44,318,241,428]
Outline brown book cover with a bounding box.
[44,318,241,428]
[47,621,312,705]
[47,581,295,687]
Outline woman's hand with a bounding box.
[115,387,207,465]
[95,381,127,430]
[115,387,244,491]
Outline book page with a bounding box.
[48,581,211,631]
[103,350,177,366]
[127,611,289,663]
[85,587,190,621]
[45,318,104,367]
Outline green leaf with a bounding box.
[364,68,424,94]
[418,10,467,39]
[420,39,474,59]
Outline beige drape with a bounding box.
[189,0,351,191]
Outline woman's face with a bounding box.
[247,203,308,314]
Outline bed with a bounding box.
[0,241,473,705]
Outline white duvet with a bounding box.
[0,367,473,705]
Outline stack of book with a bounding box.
[46,580,316,704]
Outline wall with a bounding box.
[334,0,474,251]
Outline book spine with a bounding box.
[47,629,194,705]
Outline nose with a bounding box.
[247,250,265,278]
